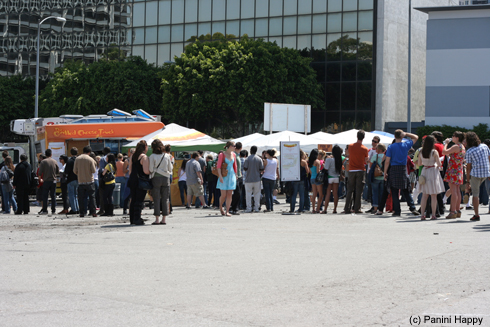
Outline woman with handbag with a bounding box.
[217,141,238,216]
[101,153,116,216]
[369,143,386,214]
[321,145,343,214]
[149,139,173,225]
[128,140,150,225]
[0,156,17,214]
[178,159,188,206]
[308,149,323,213]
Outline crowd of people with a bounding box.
[0,128,488,224]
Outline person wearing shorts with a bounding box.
[185,152,208,209]
[464,132,490,221]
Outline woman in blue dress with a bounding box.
[217,141,238,216]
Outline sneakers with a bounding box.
[38,211,48,215]
[411,209,421,216]
[470,215,480,221]
[244,209,252,213]
[466,206,474,210]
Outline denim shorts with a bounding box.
[310,178,322,186]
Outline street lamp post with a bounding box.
[35,16,66,118]
[407,0,412,133]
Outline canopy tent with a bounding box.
[233,133,265,145]
[310,131,336,144]
[240,130,326,153]
[123,123,225,153]
[326,129,396,148]
[371,130,395,138]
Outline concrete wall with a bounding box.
[424,8,490,128]
[375,0,453,130]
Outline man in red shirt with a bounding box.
[342,130,369,214]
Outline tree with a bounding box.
[39,56,163,117]
[161,36,324,136]
[0,75,37,141]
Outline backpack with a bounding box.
[0,170,9,184]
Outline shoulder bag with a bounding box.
[315,168,326,184]
[211,153,228,177]
[151,154,166,178]
[374,155,384,177]
[103,164,116,183]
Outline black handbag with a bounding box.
[315,169,326,184]
[138,174,153,190]
[103,164,115,183]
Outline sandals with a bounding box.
[375,211,383,215]
[332,210,337,214]
[421,215,426,221]
[430,215,437,220]
[446,211,458,219]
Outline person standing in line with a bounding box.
[149,139,173,225]
[431,131,446,215]
[243,146,265,213]
[38,149,60,215]
[230,142,243,215]
[97,147,111,215]
[1,156,17,214]
[365,136,380,213]
[308,149,323,213]
[64,147,79,214]
[217,141,238,216]
[115,153,127,209]
[165,144,174,215]
[384,129,419,217]
[262,149,279,212]
[0,150,8,212]
[194,150,207,208]
[290,150,309,213]
[128,141,149,225]
[464,132,490,221]
[185,152,208,210]
[74,146,97,218]
[368,143,386,215]
[35,154,46,209]
[342,130,369,214]
[58,155,69,214]
[13,154,32,215]
[442,131,466,219]
[122,149,134,215]
[101,153,116,216]
[178,159,188,206]
[239,150,248,210]
[322,145,343,214]
[416,136,445,220]
[205,154,218,208]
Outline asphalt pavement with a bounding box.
[1,198,489,327]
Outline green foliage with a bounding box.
[39,57,163,117]
[0,75,37,140]
[416,123,490,143]
[162,36,324,136]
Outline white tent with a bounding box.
[233,133,265,145]
[310,131,336,144]
[241,130,326,153]
[327,129,396,149]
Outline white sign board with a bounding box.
[280,141,300,182]
[264,103,311,134]
[48,142,66,169]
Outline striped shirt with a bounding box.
[465,144,490,178]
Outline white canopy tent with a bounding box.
[326,129,396,149]
[240,130,326,153]
[233,133,265,145]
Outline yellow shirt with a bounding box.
[104,163,116,185]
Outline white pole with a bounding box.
[407,0,412,133]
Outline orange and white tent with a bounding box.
[124,123,225,153]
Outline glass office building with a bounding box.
[0,0,375,131]
[0,0,131,78]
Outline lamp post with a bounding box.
[35,16,66,118]
[407,0,412,133]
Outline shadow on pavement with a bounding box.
[100,224,136,228]
[473,224,490,232]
